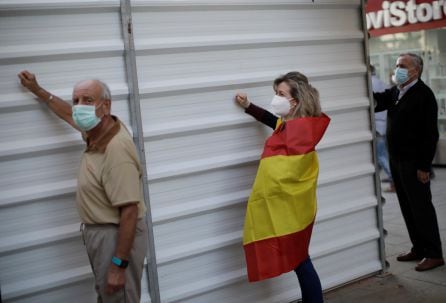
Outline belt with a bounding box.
[80,222,119,245]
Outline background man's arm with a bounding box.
[416,91,439,183]
[373,87,395,113]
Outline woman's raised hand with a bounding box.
[235,92,250,109]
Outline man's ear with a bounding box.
[103,99,112,114]
[416,67,422,78]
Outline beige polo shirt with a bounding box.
[76,117,146,224]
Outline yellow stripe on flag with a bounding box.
[243,151,319,245]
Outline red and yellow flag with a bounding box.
[243,114,330,282]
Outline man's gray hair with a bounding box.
[96,80,111,100]
[73,79,112,100]
[400,53,424,77]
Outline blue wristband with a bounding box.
[112,256,129,268]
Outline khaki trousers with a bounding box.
[82,219,148,303]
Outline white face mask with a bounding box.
[271,95,291,117]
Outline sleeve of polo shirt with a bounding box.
[103,162,141,207]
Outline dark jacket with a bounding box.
[374,80,439,171]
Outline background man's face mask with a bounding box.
[271,95,292,117]
[72,103,103,131]
[392,67,409,85]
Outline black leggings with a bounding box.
[294,257,323,303]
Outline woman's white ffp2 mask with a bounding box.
[271,95,291,117]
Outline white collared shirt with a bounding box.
[397,79,418,102]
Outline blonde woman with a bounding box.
[235,72,330,303]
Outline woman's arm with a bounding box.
[244,103,278,130]
[18,70,80,131]
[235,93,278,130]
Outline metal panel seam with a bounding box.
[360,0,388,274]
[119,1,161,302]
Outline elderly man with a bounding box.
[18,71,148,302]
[374,53,444,271]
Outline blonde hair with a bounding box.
[274,71,321,118]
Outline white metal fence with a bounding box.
[0,1,385,302]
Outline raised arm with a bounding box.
[373,87,397,113]
[18,70,80,131]
[235,93,278,130]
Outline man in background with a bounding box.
[373,53,443,272]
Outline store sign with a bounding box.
[366,0,446,36]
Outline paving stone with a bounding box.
[386,255,417,276]
[324,168,446,303]
[324,272,446,303]
[401,263,446,286]
[385,242,410,258]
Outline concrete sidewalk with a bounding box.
[324,168,446,303]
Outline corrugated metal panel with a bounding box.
[133,0,383,302]
[1,0,384,302]
[0,2,151,302]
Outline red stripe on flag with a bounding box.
[243,222,314,282]
[261,114,330,159]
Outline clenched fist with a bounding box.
[235,92,250,109]
[18,70,41,94]
[106,264,126,294]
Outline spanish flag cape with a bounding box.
[243,114,330,282]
